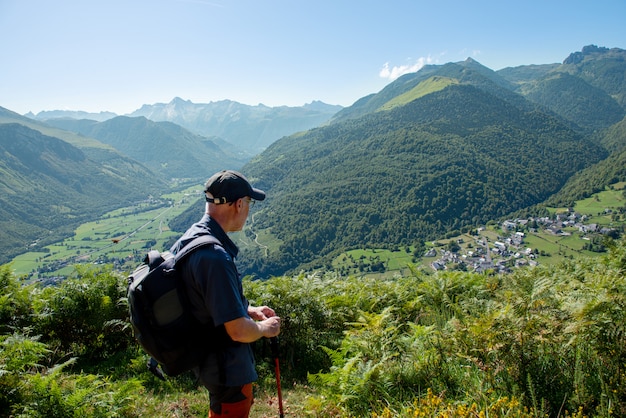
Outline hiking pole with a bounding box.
[270,337,285,418]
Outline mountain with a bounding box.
[44,116,247,180]
[498,45,626,133]
[518,72,624,131]
[5,46,625,277]
[32,99,342,158]
[330,58,530,124]
[128,98,342,153]
[179,47,622,277]
[560,45,626,108]
[0,111,164,264]
[234,78,605,275]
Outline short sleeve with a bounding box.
[182,246,248,326]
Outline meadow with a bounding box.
[10,186,204,280]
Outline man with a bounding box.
[170,169,281,417]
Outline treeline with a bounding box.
[1,238,625,416]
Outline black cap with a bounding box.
[204,170,266,204]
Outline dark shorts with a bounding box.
[207,383,253,417]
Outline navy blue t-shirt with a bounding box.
[171,214,257,387]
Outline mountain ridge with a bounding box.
[128,98,342,153]
[29,99,343,155]
[44,115,247,180]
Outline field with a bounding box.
[10,185,205,280]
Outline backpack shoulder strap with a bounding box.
[174,235,221,263]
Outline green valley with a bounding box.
[9,181,625,282]
[10,185,204,281]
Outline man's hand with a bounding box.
[259,316,281,338]
[248,305,276,321]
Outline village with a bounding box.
[428,209,622,273]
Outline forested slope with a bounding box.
[543,117,626,207]
[238,81,605,275]
[501,45,626,133]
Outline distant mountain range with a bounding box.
[0,98,340,264]
[29,99,342,155]
[129,98,343,153]
[2,45,625,276]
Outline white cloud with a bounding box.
[379,56,436,80]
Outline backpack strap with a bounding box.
[174,235,221,263]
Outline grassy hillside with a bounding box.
[331,59,523,123]
[377,76,459,111]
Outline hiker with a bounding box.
[169,169,281,418]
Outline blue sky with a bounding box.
[1,0,625,115]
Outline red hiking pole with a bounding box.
[270,337,284,417]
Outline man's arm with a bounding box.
[224,315,281,343]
